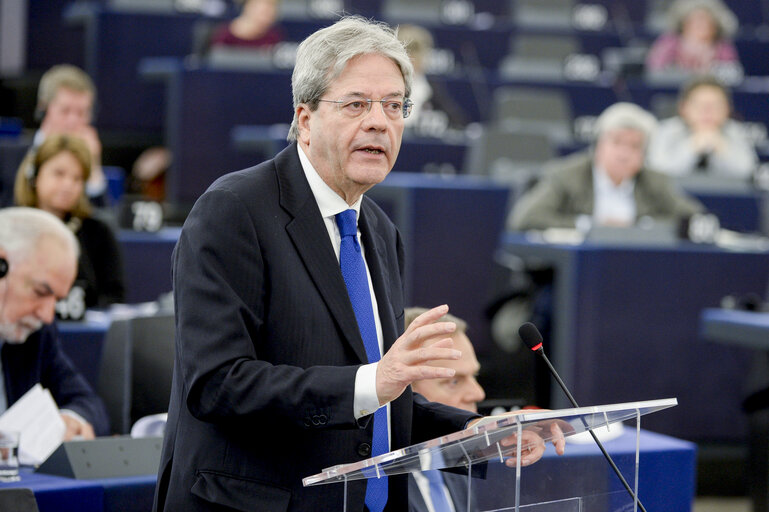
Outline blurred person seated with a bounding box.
[645,0,741,77]
[34,65,107,203]
[405,307,486,512]
[397,24,468,136]
[14,135,125,309]
[209,0,284,49]
[507,102,704,231]
[0,207,109,438]
[647,75,757,180]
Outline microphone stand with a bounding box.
[534,347,648,512]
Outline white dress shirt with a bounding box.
[297,145,391,448]
[592,166,636,226]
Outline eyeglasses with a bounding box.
[318,96,414,120]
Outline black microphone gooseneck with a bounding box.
[518,322,648,512]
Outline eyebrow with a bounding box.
[341,91,405,99]
[32,280,66,301]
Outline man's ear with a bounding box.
[296,104,312,145]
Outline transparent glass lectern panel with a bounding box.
[303,398,677,512]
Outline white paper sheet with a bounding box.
[0,384,65,465]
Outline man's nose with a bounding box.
[36,296,57,324]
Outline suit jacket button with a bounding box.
[318,414,328,424]
[357,443,371,457]
[312,415,320,425]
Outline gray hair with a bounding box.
[0,207,79,263]
[594,102,658,143]
[404,307,468,333]
[287,16,413,141]
[666,0,738,40]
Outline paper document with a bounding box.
[0,384,65,465]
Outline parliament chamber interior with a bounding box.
[2,1,769,511]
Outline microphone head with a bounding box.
[518,322,544,352]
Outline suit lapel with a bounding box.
[276,144,368,364]
[359,200,399,352]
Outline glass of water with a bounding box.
[0,430,20,482]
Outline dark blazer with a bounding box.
[1,323,109,435]
[73,216,125,308]
[408,471,477,512]
[153,143,476,512]
[507,151,704,231]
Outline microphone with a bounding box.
[518,322,648,512]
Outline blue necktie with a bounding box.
[424,470,453,512]
[335,209,388,512]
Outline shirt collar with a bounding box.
[593,165,635,194]
[297,144,362,221]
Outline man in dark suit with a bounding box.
[0,207,108,438]
[154,16,563,512]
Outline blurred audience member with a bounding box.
[508,103,704,231]
[397,24,467,134]
[647,75,757,180]
[209,0,283,49]
[0,207,109,438]
[14,135,125,308]
[405,307,484,512]
[645,0,740,75]
[35,64,106,202]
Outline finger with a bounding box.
[404,340,461,366]
[402,364,457,382]
[404,305,450,334]
[550,422,566,455]
[402,321,456,349]
[81,422,96,440]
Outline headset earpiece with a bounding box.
[0,258,8,278]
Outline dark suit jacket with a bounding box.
[1,323,109,435]
[507,151,704,231]
[153,143,476,512]
[408,470,477,512]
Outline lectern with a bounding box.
[304,398,677,511]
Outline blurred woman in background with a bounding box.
[646,0,740,75]
[14,135,125,308]
[647,75,757,180]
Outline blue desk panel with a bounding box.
[0,469,156,512]
[58,320,110,390]
[2,432,690,512]
[118,227,180,304]
[501,234,769,442]
[476,429,696,512]
[700,308,769,350]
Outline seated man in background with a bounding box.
[507,102,704,232]
[647,75,757,180]
[34,64,106,202]
[0,207,109,439]
[405,307,486,512]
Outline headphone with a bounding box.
[0,257,7,278]
[24,143,42,186]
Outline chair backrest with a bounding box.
[0,488,40,512]
[97,314,176,434]
[381,0,443,23]
[511,0,574,28]
[492,87,573,142]
[509,33,578,61]
[499,34,579,81]
[464,126,553,183]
